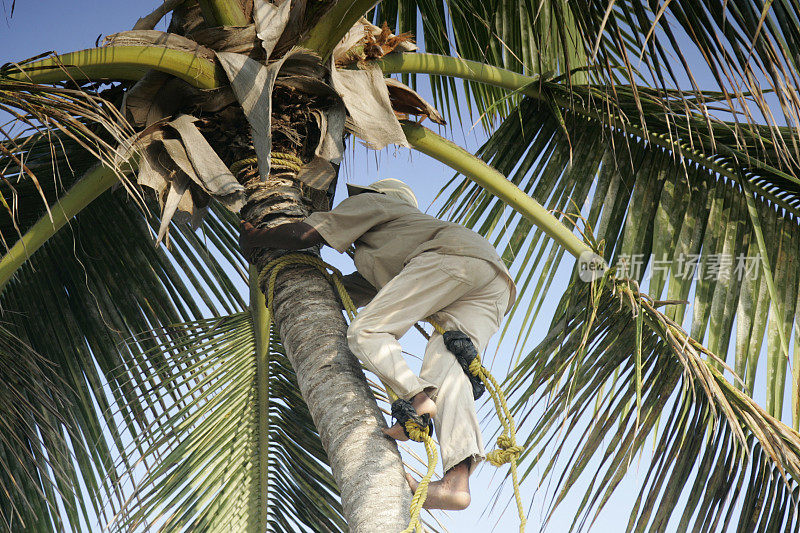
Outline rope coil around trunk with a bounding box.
[230,152,303,175]
[258,252,525,533]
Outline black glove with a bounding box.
[390,398,433,441]
[443,330,486,400]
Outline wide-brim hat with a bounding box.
[346,183,375,196]
[346,179,418,208]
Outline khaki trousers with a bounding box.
[347,252,511,474]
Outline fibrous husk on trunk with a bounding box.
[253,0,291,58]
[333,17,417,66]
[188,25,264,60]
[327,18,444,143]
[385,77,446,125]
[121,70,198,128]
[330,60,411,149]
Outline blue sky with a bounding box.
[0,2,780,532]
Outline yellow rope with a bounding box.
[400,420,437,533]
[258,253,356,321]
[272,152,303,172]
[230,157,257,175]
[230,152,303,175]
[426,320,527,532]
[259,253,525,532]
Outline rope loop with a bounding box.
[404,420,431,442]
[468,357,482,376]
[392,398,433,441]
[230,156,258,175]
[258,253,357,322]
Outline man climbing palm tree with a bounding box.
[240,178,516,510]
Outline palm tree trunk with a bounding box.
[268,260,412,531]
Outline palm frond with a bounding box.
[440,84,800,424]
[378,0,800,175]
[0,131,110,251]
[372,0,587,124]
[509,273,800,532]
[0,68,135,247]
[0,325,79,532]
[111,313,345,533]
[571,0,800,164]
[0,189,246,531]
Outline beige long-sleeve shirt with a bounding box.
[304,192,517,313]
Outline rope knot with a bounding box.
[404,420,432,443]
[486,435,524,466]
[391,398,433,442]
[468,357,483,376]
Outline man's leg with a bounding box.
[346,253,480,438]
[406,256,511,508]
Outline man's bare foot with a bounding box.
[405,458,471,510]
[404,473,471,510]
[382,392,437,441]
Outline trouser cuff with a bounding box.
[444,451,485,476]
[400,381,438,401]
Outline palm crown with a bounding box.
[1,0,800,531]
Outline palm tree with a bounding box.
[2,0,800,531]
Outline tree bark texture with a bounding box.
[270,263,413,531]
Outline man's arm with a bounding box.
[341,271,378,308]
[240,193,390,262]
[239,220,326,259]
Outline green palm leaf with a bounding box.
[509,273,800,532]
[0,70,134,245]
[379,0,800,166]
[580,0,800,146]
[0,132,132,251]
[0,326,78,532]
[0,181,246,531]
[111,313,345,533]
[373,0,587,123]
[440,82,800,424]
